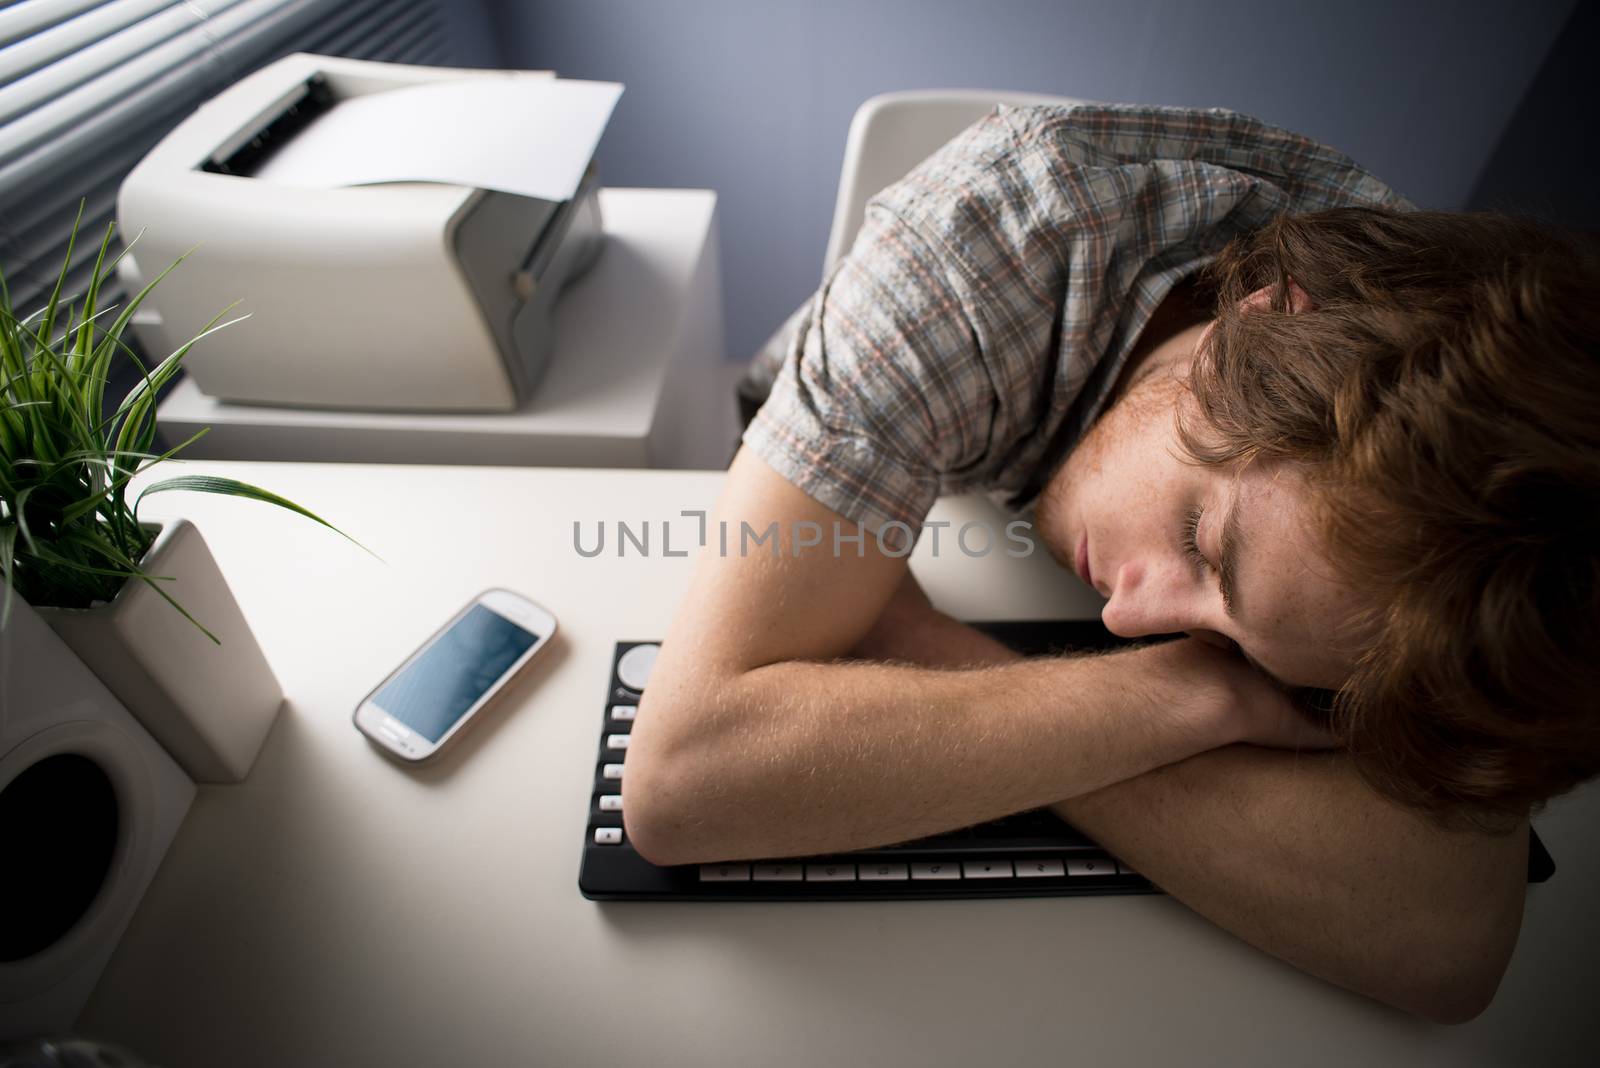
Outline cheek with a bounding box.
[1233,537,1369,689]
[1054,384,1172,496]
[1039,375,1195,562]
[1247,635,1355,693]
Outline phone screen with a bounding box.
[372,604,541,742]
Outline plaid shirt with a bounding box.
[742,103,1410,535]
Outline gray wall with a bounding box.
[481,0,1577,362]
[436,0,503,69]
[1467,2,1597,231]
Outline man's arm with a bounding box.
[1058,747,1527,1025]
[622,450,1304,867]
[857,581,1528,1025]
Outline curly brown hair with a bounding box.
[1183,207,1600,830]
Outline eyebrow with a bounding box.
[1217,491,1246,620]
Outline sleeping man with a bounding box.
[619,104,1600,1023]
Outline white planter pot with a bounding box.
[35,518,284,783]
[0,595,194,1038]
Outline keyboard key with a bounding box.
[598,794,623,812]
[617,644,660,691]
[1116,860,1140,877]
[752,864,804,881]
[610,704,637,721]
[699,863,750,882]
[602,763,625,780]
[911,862,962,880]
[594,827,623,845]
[805,863,856,882]
[606,733,631,750]
[1067,858,1116,877]
[1015,859,1066,878]
[962,860,1013,879]
[859,862,910,881]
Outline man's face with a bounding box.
[1035,359,1367,690]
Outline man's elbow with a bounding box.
[622,765,749,867]
[1404,968,1503,1026]
[619,686,732,868]
[1397,887,1524,1025]
[621,757,698,868]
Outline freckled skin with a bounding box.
[1034,334,1368,690]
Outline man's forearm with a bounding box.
[1054,749,1527,1022]
[625,641,1240,866]
[864,605,1527,1022]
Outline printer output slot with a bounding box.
[201,74,336,177]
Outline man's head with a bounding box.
[1038,350,1369,690]
[1041,206,1600,827]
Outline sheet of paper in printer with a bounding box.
[249,78,623,201]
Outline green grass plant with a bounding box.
[1,204,352,642]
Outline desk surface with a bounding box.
[79,462,1596,1067]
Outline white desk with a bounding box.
[78,462,1596,1066]
[154,190,737,470]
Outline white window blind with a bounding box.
[0,0,454,319]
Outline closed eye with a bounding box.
[1182,506,1211,574]
[1184,505,1241,652]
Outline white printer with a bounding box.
[117,54,608,412]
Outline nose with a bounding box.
[1099,557,1196,638]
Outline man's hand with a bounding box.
[1205,647,1341,751]
[855,573,1337,752]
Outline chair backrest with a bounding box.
[821,89,1090,275]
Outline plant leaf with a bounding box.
[57,429,208,525]
[0,522,16,629]
[35,201,85,362]
[135,475,379,559]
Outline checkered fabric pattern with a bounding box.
[741,103,1411,536]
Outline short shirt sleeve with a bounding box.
[741,103,1413,536]
[742,204,1000,537]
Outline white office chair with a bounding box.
[820,89,1091,275]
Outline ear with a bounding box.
[1239,278,1315,315]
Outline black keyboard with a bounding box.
[577,621,1557,901]
[579,621,1155,900]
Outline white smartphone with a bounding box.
[353,588,558,763]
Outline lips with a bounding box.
[1075,533,1094,589]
